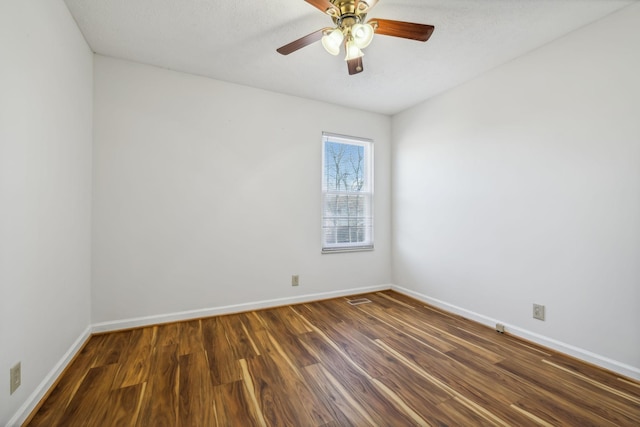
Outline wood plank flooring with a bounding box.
[25,291,640,426]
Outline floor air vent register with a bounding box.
[347,298,372,306]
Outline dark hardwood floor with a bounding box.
[25,291,640,426]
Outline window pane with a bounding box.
[322,193,372,245]
[324,141,367,192]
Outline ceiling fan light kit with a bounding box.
[321,28,344,55]
[351,23,374,48]
[277,0,435,75]
[344,37,364,60]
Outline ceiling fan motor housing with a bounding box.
[328,0,371,22]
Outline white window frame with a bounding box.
[321,132,374,253]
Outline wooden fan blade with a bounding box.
[369,18,434,42]
[305,0,339,16]
[277,29,325,55]
[347,57,364,75]
[355,0,379,13]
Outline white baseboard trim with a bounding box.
[14,283,635,426]
[92,284,392,333]
[6,326,92,427]
[392,285,640,381]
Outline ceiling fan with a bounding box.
[277,0,435,75]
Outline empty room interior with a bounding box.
[1,0,639,425]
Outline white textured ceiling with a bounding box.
[64,0,636,115]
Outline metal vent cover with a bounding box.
[347,298,372,306]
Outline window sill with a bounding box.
[321,246,374,254]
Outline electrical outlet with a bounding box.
[291,275,299,286]
[495,323,505,333]
[533,304,545,321]
[10,362,21,395]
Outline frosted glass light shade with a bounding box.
[352,23,374,49]
[322,28,344,56]
[344,39,364,61]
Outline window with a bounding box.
[322,132,373,252]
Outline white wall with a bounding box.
[392,4,640,378]
[0,1,93,424]
[92,55,391,325]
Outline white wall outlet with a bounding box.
[495,323,505,333]
[291,275,299,286]
[10,362,21,395]
[533,304,545,321]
